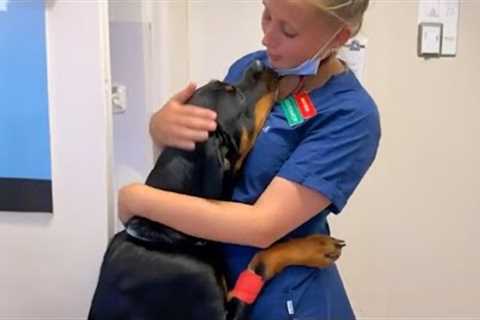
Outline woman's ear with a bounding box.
[334,26,352,49]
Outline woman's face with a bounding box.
[261,0,343,69]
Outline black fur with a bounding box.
[88,61,277,320]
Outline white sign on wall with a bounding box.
[418,0,460,56]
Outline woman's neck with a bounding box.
[304,55,346,91]
[275,55,346,100]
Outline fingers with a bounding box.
[164,127,209,151]
[166,139,196,151]
[177,105,217,131]
[175,126,209,142]
[184,104,217,123]
[163,121,216,150]
[152,107,214,151]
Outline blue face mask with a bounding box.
[266,28,343,77]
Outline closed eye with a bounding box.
[236,89,246,104]
[224,85,235,92]
[208,80,224,89]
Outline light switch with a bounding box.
[112,83,127,114]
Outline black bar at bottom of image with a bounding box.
[0,177,53,213]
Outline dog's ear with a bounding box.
[198,137,227,199]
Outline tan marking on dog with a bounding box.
[234,92,276,172]
[247,235,345,281]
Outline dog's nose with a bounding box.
[251,60,265,73]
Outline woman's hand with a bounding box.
[118,183,148,225]
[150,82,218,150]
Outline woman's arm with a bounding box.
[119,176,331,248]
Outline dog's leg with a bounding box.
[226,235,345,320]
[248,235,345,281]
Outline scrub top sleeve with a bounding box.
[277,106,380,213]
[224,62,242,84]
[224,51,266,84]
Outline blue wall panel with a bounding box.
[0,0,52,212]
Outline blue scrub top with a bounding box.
[222,51,381,320]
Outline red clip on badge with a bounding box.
[293,91,317,119]
[231,270,265,304]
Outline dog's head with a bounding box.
[127,62,278,245]
[188,60,279,175]
[144,60,278,201]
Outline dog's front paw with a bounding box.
[299,235,346,268]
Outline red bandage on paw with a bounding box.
[230,270,265,304]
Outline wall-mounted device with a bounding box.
[418,22,443,58]
[112,83,127,114]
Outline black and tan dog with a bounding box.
[88,61,345,320]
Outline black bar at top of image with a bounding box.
[0,177,53,213]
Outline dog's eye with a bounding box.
[207,80,225,90]
[248,70,260,81]
[224,85,235,92]
[236,89,246,104]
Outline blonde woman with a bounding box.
[120,0,379,318]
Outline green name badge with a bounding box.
[280,96,304,127]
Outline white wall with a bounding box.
[164,1,480,319]
[187,1,264,84]
[0,2,112,319]
[151,0,191,107]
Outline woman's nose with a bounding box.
[262,25,278,49]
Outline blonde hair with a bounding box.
[307,0,370,36]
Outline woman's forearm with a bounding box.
[120,177,330,248]
[122,184,273,248]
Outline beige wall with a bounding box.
[166,1,480,319]
[334,1,480,318]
